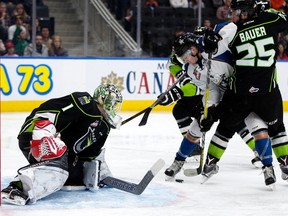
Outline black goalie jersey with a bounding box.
[18,92,111,159]
[228,9,288,95]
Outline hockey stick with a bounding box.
[201,52,212,148]
[101,158,165,195]
[121,108,149,126]
[138,71,187,126]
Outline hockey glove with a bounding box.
[160,86,183,106]
[169,54,184,77]
[199,106,219,132]
[193,26,207,37]
[202,30,222,54]
[31,120,67,161]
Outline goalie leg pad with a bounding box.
[83,160,100,190]
[95,148,112,182]
[18,164,68,203]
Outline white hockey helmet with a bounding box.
[93,84,123,128]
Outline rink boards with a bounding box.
[1,57,287,112]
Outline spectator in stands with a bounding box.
[188,0,205,11]
[8,15,27,41]
[0,2,12,30]
[4,40,18,56]
[116,0,130,20]
[11,3,30,25]
[24,33,48,56]
[271,0,285,10]
[144,0,159,8]
[216,0,231,21]
[14,28,28,55]
[174,28,185,37]
[1,0,15,16]
[278,31,288,52]
[277,42,288,60]
[41,26,52,49]
[210,0,224,9]
[279,1,288,14]
[170,0,189,8]
[48,35,68,56]
[202,17,214,30]
[28,17,41,37]
[124,10,133,32]
[283,32,288,51]
[0,17,8,42]
[0,39,5,55]
[107,0,116,13]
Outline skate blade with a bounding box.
[201,175,211,184]
[267,183,276,191]
[1,193,27,206]
[165,175,175,182]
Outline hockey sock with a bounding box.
[176,136,198,161]
[255,138,273,166]
[237,127,256,151]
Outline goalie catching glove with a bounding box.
[31,120,67,161]
[160,86,183,106]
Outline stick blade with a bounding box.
[138,108,152,126]
[101,158,165,195]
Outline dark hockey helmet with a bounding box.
[93,83,123,128]
[230,0,257,16]
[173,32,198,57]
[255,0,270,15]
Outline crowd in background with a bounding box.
[0,0,68,56]
[105,0,288,59]
[1,0,287,58]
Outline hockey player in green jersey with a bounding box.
[201,0,288,187]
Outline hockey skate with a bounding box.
[251,151,262,168]
[280,164,288,181]
[251,156,262,168]
[164,159,185,181]
[1,185,29,206]
[262,165,276,189]
[201,163,219,184]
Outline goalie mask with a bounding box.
[93,84,123,129]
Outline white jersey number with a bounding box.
[235,37,275,67]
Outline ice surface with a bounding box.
[1,111,288,216]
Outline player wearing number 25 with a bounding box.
[203,0,288,187]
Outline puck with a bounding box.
[175,179,184,183]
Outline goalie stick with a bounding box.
[138,71,188,126]
[100,158,165,195]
